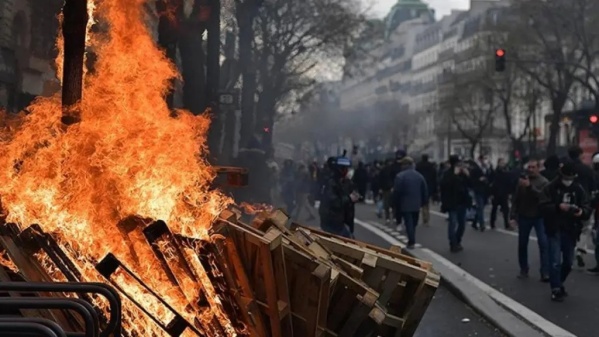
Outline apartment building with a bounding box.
[0,0,63,111]
[337,0,529,162]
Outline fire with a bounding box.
[0,0,235,336]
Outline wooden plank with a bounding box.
[293,225,433,271]
[315,236,428,281]
[395,280,438,337]
[283,243,332,337]
[212,235,267,337]
[338,291,378,336]
[264,227,293,336]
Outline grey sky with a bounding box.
[368,0,470,19]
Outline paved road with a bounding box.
[352,203,599,337]
[297,212,506,337]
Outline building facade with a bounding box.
[337,0,569,163]
[0,0,63,112]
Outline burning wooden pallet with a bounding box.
[0,209,439,337]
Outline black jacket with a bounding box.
[571,159,597,195]
[416,160,438,195]
[469,162,490,196]
[539,179,592,237]
[319,176,353,231]
[440,169,471,212]
[511,175,548,219]
[490,167,513,198]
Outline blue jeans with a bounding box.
[517,217,549,276]
[547,232,576,290]
[401,212,419,245]
[321,223,352,238]
[448,206,467,247]
[473,193,486,228]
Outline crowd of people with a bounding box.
[275,145,599,303]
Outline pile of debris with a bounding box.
[0,208,439,337]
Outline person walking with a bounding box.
[416,154,438,226]
[539,162,592,301]
[469,156,491,231]
[510,159,550,281]
[587,153,599,274]
[319,156,358,238]
[393,157,428,249]
[490,158,513,230]
[541,155,560,182]
[440,155,471,252]
[565,146,597,268]
[379,159,396,224]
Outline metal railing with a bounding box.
[0,282,122,337]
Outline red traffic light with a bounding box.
[496,49,505,57]
[590,115,599,124]
[263,127,270,133]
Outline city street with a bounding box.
[300,213,506,337]
[351,203,599,337]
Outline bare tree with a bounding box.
[560,0,599,108]
[447,74,498,158]
[252,0,365,150]
[505,0,584,154]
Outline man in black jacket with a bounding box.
[566,146,597,268]
[416,154,438,226]
[319,157,358,238]
[469,157,491,231]
[539,162,592,302]
[440,155,471,252]
[511,159,549,280]
[490,158,513,230]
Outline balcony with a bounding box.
[375,85,389,95]
[438,49,455,62]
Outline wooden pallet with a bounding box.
[239,209,438,337]
[0,208,439,337]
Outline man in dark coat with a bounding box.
[393,157,428,248]
[440,155,471,252]
[319,157,357,238]
[490,158,513,230]
[416,154,438,226]
[566,146,597,268]
[539,162,592,301]
[469,156,491,231]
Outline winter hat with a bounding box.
[559,162,577,179]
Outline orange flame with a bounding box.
[0,0,234,335]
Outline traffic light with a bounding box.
[590,115,598,124]
[589,114,599,138]
[495,49,506,72]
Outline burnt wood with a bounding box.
[61,0,89,125]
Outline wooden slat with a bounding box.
[212,235,268,337]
